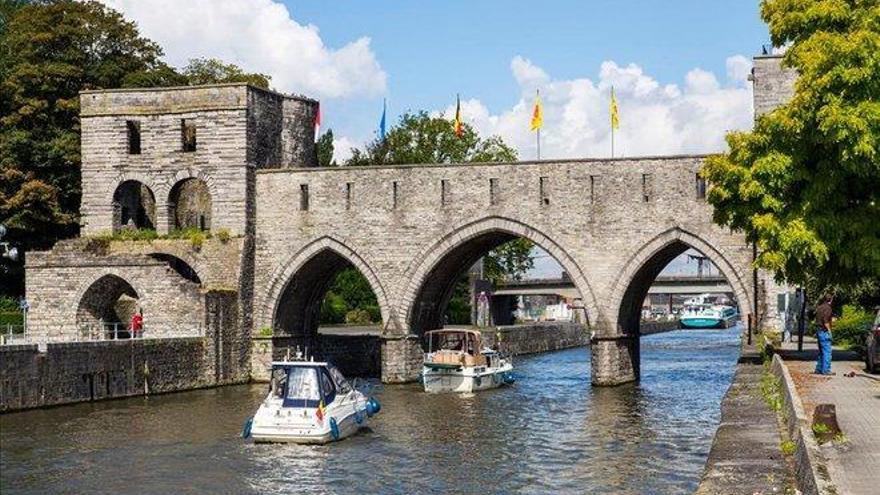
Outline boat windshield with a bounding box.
[283,366,321,407]
[328,365,352,394]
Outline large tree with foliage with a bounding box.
[0,0,268,296]
[702,0,879,302]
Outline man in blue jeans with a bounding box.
[814,294,834,375]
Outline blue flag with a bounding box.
[379,99,387,140]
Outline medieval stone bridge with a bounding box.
[19,55,794,391]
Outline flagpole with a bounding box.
[611,127,614,159]
[537,129,541,160]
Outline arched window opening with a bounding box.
[76,274,140,338]
[112,180,156,232]
[168,178,212,232]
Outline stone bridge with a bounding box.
[21,55,796,387]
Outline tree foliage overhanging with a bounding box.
[702,0,880,301]
[0,0,269,295]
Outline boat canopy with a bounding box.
[425,329,482,356]
[269,362,352,408]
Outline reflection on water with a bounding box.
[1,328,739,494]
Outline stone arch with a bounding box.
[260,237,392,336]
[608,227,753,338]
[401,216,600,335]
[75,274,140,334]
[111,180,156,232]
[148,253,202,285]
[168,177,213,231]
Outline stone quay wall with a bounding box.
[482,322,589,356]
[0,337,209,412]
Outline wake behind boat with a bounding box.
[422,329,515,393]
[243,353,380,444]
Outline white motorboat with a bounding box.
[243,356,380,444]
[421,329,515,394]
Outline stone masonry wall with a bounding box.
[254,156,758,340]
[752,55,798,118]
[0,338,209,412]
[481,322,589,355]
[25,239,204,339]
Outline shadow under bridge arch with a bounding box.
[401,217,599,336]
[265,238,391,377]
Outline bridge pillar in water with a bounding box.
[381,334,423,383]
[590,334,639,386]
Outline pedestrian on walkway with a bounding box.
[814,294,834,375]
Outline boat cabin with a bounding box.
[269,362,353,408]
[424,329,488,368]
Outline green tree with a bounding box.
[180,57,270,89]
[702,0,880,295]
[316,129,336,167]
[345,111,517,166]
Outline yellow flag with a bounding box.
[530,90,543,131]
[610,86,620,130]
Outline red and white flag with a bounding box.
[314,102,321,142]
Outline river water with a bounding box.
[1,328,740,494]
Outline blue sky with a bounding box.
[283,0,768,147]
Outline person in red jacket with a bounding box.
[130,310,144,339]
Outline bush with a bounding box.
[320,293,347,324]
[215,228,231,243]
[258,326,273,337]
[344,308,373,325]
[834,304,874,352]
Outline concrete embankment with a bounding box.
[695,347,794,494]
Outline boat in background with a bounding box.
[243,351,380,444]
[680,295,738,329]
[422,329,515,393]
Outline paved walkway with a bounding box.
[780,339,880,495]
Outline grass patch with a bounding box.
[760,367,784,413]
[258,326,273,337]
[780,439,797,456]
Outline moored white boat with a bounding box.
[243,356,380,444]
[422,329,515,394]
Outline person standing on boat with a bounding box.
[814,294,834,375]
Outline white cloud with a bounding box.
[100,0,386,99]
[332,135,357,164]
[443,56,754,159]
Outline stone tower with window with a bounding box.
[78,83,318,236]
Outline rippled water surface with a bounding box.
[1,328,740,494]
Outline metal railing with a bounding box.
[0,322,205,346]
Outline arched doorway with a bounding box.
[76,274,139,338]
[112,180,156,232]
[270,244,387,376]
[168,178,212,231]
